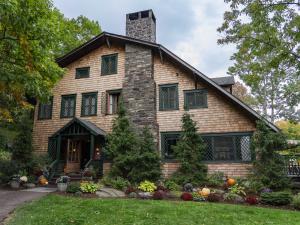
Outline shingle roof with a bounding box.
[211,76,235,86]
[56,32,279,132]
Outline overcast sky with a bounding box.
[53,0,235,78]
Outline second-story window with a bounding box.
[108,91,121,114]
[38,97,53,120]
[101,54,118,75]
[81,92,97,116]
[184,89,208,110]
[61,94,76,118]
[159,84,179,111]
[75,67,90,79]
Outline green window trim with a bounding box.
[159,83,179,111]
[38,97,53,120]
[75,67,90,79]
[184,89,208,110]
[60,94,76,118]
[101,53,118,75]
[81,92,98,117]
[160,131,253,162]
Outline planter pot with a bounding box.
[57,183,68,192]
[10,181,20,189]
[25,183,36,189]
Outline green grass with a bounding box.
[7,195,300,225]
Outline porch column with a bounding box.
[56,135,61,161]
[90,134,95,160]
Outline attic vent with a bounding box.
[128,12,139,20]
[141,10,149,18]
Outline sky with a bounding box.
[52,0,235,78]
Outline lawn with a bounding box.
[6,194,300,225]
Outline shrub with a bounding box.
[101,176,130,190]
[156,185,168,192]
[80,181,99,193]
[181,192,193,201]
[164,180,181,191]
[0,160,18,184]
[241,179,264,194]
[260,191,292,206]
[224,193,244,203]
[192,192,206,202]
[172,113,207,186]
[245,195,258,205]
[207,172,225,187]
[66,182,81,193]
[125,186,137,195]
[292,193,300,210]
[152,190,165,200]
[229,184,246,197]
[207,193,222,202]
[138,180,156,192]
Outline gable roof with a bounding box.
[56,32,279,132]
[211,76,235,86]
[51,117,107,137]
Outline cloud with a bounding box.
[52,0,235,77]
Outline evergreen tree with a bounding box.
[104,100,139,181]
[172,112,207,185]
[130,126,161,183]
[251,120,290,190]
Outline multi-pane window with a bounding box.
[101,54,118,75]
[61,94,76,118]
[159,84,179,111]
[184,89,207,110]
[81,92,97,116]
[202,133,252,162]
[108,91,121,114]
[38,97,53,120]
[75,67,90,79]
[161,132,181,160]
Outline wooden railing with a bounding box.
[286,159,300,177]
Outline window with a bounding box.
[202,133,252,162]
[161,132,181,160]
[81,92,97,116]
[61,94,76,118]
[159,84,179,111]
[75,67,90,79]
[184,89,207,109]
[38,97,53,120]
[107,90,121,114]
[101,54,118,75]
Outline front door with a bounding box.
[64,139,81,173]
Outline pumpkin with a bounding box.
[199,188,210,197]
[39,176,48,185]
[227,178,236,186]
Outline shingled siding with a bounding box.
[32,45,125,153]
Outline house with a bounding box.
[32,10,278,178]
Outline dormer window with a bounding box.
[101,54,118,75]
[75,67,90,79]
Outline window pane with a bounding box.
[214,136,234,160]
[76,67,89,79]
[102,54,117,75]
[38,98,52,120]
[159,85,178,110]
[162,133,180,159]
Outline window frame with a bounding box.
[184,89,208,110]
[202,132,253,163]
[159,83,179,111]
[75,67,90,79]
[101,53,118,76]
[160,132,181,161]
[81,92,98,117]
[60,94,76,118]
[106,89,121,115]
[38,97,53,120]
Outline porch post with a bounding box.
[90,134,95,160]
[56,135,61,161]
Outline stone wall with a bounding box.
[123,43,158,142]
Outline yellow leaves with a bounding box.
[0,108,14,123]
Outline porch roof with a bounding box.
[51,117,107,137]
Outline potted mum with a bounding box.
[56,176,70,192]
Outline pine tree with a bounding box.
[104,100,139,181]
[172,112,207,185]
[251,121,290,190]
[129,126,161,183]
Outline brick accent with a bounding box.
[123,44,158,142]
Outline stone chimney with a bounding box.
[123,10,158,144]
[126,9,156,42]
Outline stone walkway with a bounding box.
[96,187,125,198]
[0,187,56,224]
